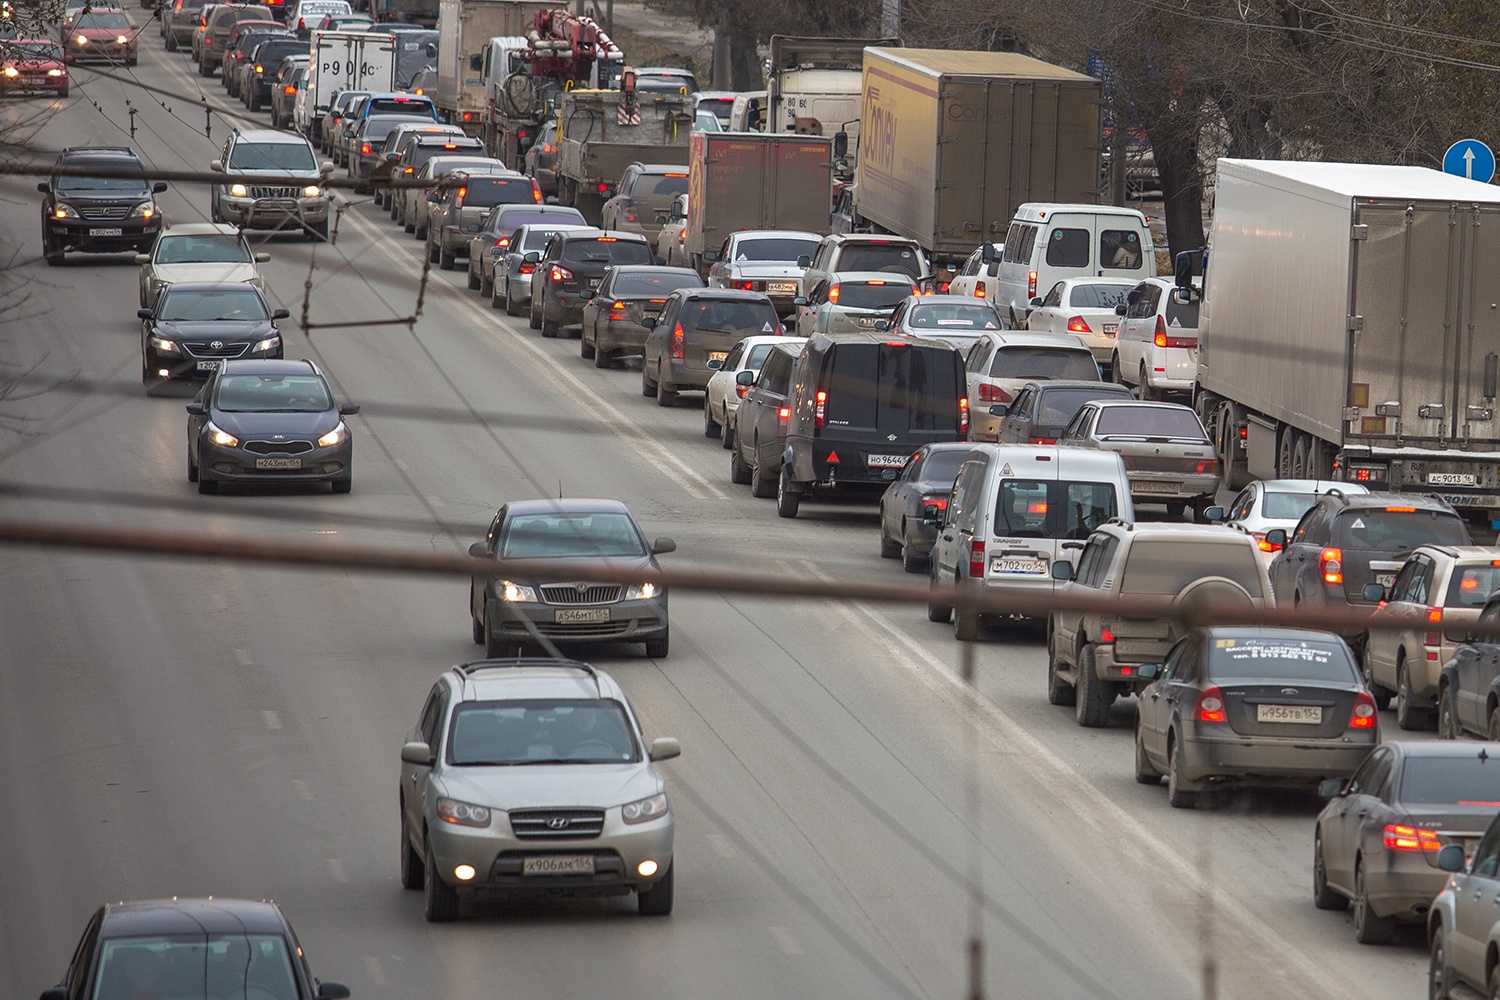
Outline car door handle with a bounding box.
[1355,810,1367,818]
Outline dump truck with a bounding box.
[1189,158,1500,515]
[435,0,552,134]
[850,47,1102,282]
[682,131,832,273]
[554,83,693,222]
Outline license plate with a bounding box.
[588,279,600,289]
[521,854,595,876]
[856,317,879,327]
[1103,323,1118,334]
[992,557,1046,576]
[255,458,301,470]
[1428,473,1476,486]
[1256,704,1321,724]
[769,282,797,294]
[866,453,908,468]
[555,607,609,623]
[1375,573,1396,588]
[708,351,727,364]
[90,227,123,236]
[1133,480,1181,494]
[196,360,221,371]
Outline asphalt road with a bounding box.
[0,39,1429,1000]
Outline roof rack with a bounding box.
[1323,487,1347,500]
[451,658,604,697]
[61,145,136,155]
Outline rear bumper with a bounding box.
[1127,472,1219,502]
[661,359,713,391]
[1178,732,1373,785]
[595,320,651,355]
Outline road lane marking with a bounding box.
[768,925,803,955]
[261,710,281,730]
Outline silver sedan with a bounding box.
[1059,399,1221,519]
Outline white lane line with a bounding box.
[233,648,253,666]
[261,710,281,731]
[291,779,313,801]
[395,459,410,471]
[705,832,736,858]
[362,956,387,987]
[768,925,803,955]
[327,858,349,884]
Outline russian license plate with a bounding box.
[555,607,609,623]
[866,453,908,468]
[521,854,595,876]
[90,227,123,236]
[1257,704,1321,724]
[255,458,301,470]
[1429,472,1477,486]
[588,278,600,289]
[708,351,727,364]
[769,281,797,294]
[196,360,221,371]
[1103,323,1118,334]
[992,557,1046,576]
[856,317,879,327]
[1133,480,1181,494]
[1375,573,1396,588]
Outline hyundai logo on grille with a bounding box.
[547,817,570,830]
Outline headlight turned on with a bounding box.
[229,183,248,197]
[206,422,238,447]
[500,581,537,602]
[436,797,490,827]
[621,792,668,824]
[303,184,320,197]
[251,335,281,354]
[315,422,345,447]
[624,582,659,600]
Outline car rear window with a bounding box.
[491,210,584,232]
[1068,282,1134,309]
[836,244,922,277]
[610,271,701,296]
[906,302,1003,330]
[1035,386,1132,425]
[368,96,434,117]
[448,700,639,765]
[1093,405,1208,440]
[989,346,1098,381]
[1045,228,1089,267]
[919,449,968,485]
[562,238,652,265]
[831,280,914,311]
[252,40,304,65]
[1332,509,1469,551]
[680,298,777,334]
[638,173,688,198]
[1445,564,1500,608]
[733,237,818,262]
[457,177,535,208]
[1205,638,1355,682]
[1119,540,1264,597]
[820,342,962,432]
[993,480,1118,540]
[1262,491,1323,520]
[1164,298,1199,331]
[1400,755,1500,806]
[520,226,574,250]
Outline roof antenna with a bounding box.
[558,479,563,500]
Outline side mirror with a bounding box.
[1438,844,1467,873]
[648,736,681,761]
[1201,505,1225,522]
[320,160,335,174]
[1363,583,1387,603]
[185,402,207,415]
[523,251,540,263]
[338,402,360,415]
[735,370,755,387]
[988,403,1009,417]
[979,243,1000,264]
[1114,304,1127,316]
[384,151,399,161]
[921,502,944,524]
[40,989,67,1000]
[703,249,719,262]
[426,192,438,203]
[1029,296,1043,307]
[135,253,151,264]
[1171,287,1193,305]
[796,254,811,267]
[706,358,722,370]
[1136,663,1159,681]
[874,319,890,331]
[315,983,351,1000]
[1175,247,1204,289]
[651,536,676,555]
[1317,778,1345,799]
[642,317,656,329]
[467,223,481,232]
[137,308,154,319]
[209,160,224,172]
[832,130,848,157]
[271,307,290,320]
[1265,528,1287,547]
[1050,561,1075,581]
[654,215,667,225]
[399,741,434,766]
[255,252,271,262]
[37,182,50,193]
[489,245,506,256]
[792,296,808,307]
[467,541,489,557]
[152,181,168,193]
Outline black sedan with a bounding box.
[878,442,972,572]
[186,358,357,495]
[140,282,288,385]
[40,897,349,1000]
[1314,741,1500,943]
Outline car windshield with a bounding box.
[1093,404,1208,440]
[91,934,299,1000]
[1035,387,1131,425]
[500,512,646,558]
[1119,540,1264,597]
[1445,565,1500,608]
[562,239,652,265]
[989,346,1099,381]
[1332,509,1469,551]
[682,298,776,333]
[7,41,62,57]
[906,302,1003,330]
[733,237,819,263]
[837,244,922,277]
[457,176,535,208]
[1400,755,1500,806]
[214,374,332,412]
[228,142,315,171]
[610,271,700,295]
[694,110,721,131]
[156,234,251,264]
[993,480,1118,540]
[1068,282,1134,309]
[1206,638,1355,683]
[448,699,639,766]
[159,288,268,321]
[76,11,130,27]
[1262,491,1323,520]
[55,168,149,195]
[831,281,913,311]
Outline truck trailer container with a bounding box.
[435,0,552,133]
[304,30,397,137]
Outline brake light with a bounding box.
[1153,316,1196,347]
[1195,686,1226,723]
[1027,270,1037,298]
[532,182,542,203]
[974,286,985,298]
[359,143,370,154]
[285,85,296,95]
[596,237,617,242]
[494,237,510,249]
[1252,531,1282,553]
[1382,823,1439,851]
[1320,547,1343,585]
[518,262,536,275]
[1066,316,1091,334]
[1385,506,1416,513]
[921,494,948,512]
[1100,628,1115,643]
[597,183,609,193]
[608,300,627,318]
[969,539,985,578]
[1030,438,1057,445]
[1350,690,1378,729]
[828,284,840,304]
[976,383,1010,404]
[959,396,969,436]
[815,390,826,428]
[1184,458,1219,475]
[777,405,790,435]
[670,323,684,359]
[733,280,758,290]
[736,384,749,399]
[549,264,573,282]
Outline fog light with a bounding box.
[157,369,169,377]
[637,859,658,878]
[453,864,476,881]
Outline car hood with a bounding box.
[209,408,339,438]
[436,762,662,810]
[152,263,261,285]
[727,262,804,280]
[492,553,658,583]
[155,319,274,341]
[8,57,65,69]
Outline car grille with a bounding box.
[182,341,249,359]
[540,584,623,605]
[534,621,633,638]
[250,185,298,199]
[509,808,605,840]
[77,204,131,220]
[244,440,314,455]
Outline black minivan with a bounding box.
[776,332,969,518]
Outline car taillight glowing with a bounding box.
[518,262,535,274]
[735,384,749,399]
[495,237,510,248]
[969,539,985,578]
[549,264,573,282]
[776,405,790,434]
[974,286,985,298]
[921,494,948,512]
[1320,547,1343,585]
[1029,437,1057,445]
[608,300,627,318]
[1100,628,1115,643]
[1195,686,1226,723]
[670,323,684,359]
[959,396,969,436]
[533,182,542,203]
[359,143,371,154]
[1027,270,1037,298]
[828,284,840,304]
[284,84,296,95]
[1066,316,1091,333]
[815,390,827,428]
[976,383,1010,404]
[1381,824,1438,851]
[1183,458,1219,474]
[1153,316,1197,348]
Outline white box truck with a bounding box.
[435,0,551,134]
[304,30,397,137]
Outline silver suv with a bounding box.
[398,659,681,921]
[209,128,332,240]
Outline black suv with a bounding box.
[528,230,651,338]
[1267,491,1469,643]
[38,145,166,265]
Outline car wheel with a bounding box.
[470,597,484,645]
[1046,627,1075,705]
[720,406,733,448]
[595,341,613,368]
[467,267,480,290]
[399,811,424,890]
[1352,860,1396,944]
[1074,644,1112,727]
[331,478,351,494]
[1438,684,1460,740]
[901,531,926,574]
[504,289,520,317]
[1313,833,1347,910]
[404,219,416,234]
[953,590,981,642]
[750,452,776,498]
[187,457,198,483]
[197,476,218,495]
[1111,352,1125,385]
[636,862,673,916]
[422,843,461,922]
[542,318,559,338]
[703,400,719,438]
[1488,703,1500,742]
[656,376,676,407]
[1396,659,1433,731]
[1166,734,1198,808]
[480,273,493,297]
[483,619,510,659]
[309,218,328,242]
[729,438,753,485]
[529,298,541,330]
[1133,719,1161,784]
[43,235,63,266]
[644,631,669,658]
[775,465,801,518]
[1361,642,1394,710]
[1430,926,1453,1000]
[414,225,427,241]
[438,246,456,270]
[1138,363,1158,401]
[879,519,900,559]
[426,241,439,264]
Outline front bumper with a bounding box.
[47,217,160,253]
[1178,731,1374,786]
[0,73,68,93]
[64,41,136,64]
[542,288,589,328]
[485,595,668,647]
[199,436,351,484]
[146,340,280,381]
[218,195,328,231]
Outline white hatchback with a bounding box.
[703,334,806,446]
[1025,277,1137,376]
[1112,276,1199,399]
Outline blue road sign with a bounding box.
[1443,139,1496,183]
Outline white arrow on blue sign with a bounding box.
[1443,139,1496,183]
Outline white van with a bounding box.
[926,444,1135,640]
[993,203,1156,326]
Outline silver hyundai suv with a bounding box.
[398,659,681,921]
[209,128,332,240]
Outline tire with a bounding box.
[750,455,777,497]
[309,218,328,242]
[1074,644,1111,727]
[1133,721,1161,784]
[1396,659,1433,731]
[165,32,177,51]
[644,631,669,658]
[438,246,456,270]
[467,268,480,290]
[404,220,415,235]
[1438,684,1460,740]
[776,465,801,518]
[720,406,733,448]
[730,439,753,485]
[953,595,981,642]
[247,91,258,112]
[1138,364,1158,401]
[1490,964,1500,1000]
[426,241,439,264]
[580,333,596,359]
[414,225,426,241]
[703,400,719,438]
[1166,735,1198,809]
[1111,352,1126,386]
[470,601,484,645]
[197,477,218,495]
[1488,703,1500,743]
[43,235,63,266]
[901,530,925,574]
[1430,927,1453,1000]
[637,863,673,916]
[479,273,493,297]
[879,521,901,559]
[1362,642,1393,710]
[656,376,676,407]
[1046,631,1075,705]
[331,478,351,494]
[422,844,460,922]
[198,59,212,77]
[529,299,541,330]
[187,458,198,482]
[1352,861,1396,944]
[542,319,559,339]
[399,812,425,890]
[1313,834,1348,910]
[504,289,520,317]
[595,342,612,368]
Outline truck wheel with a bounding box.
[1074,644,1112,727]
